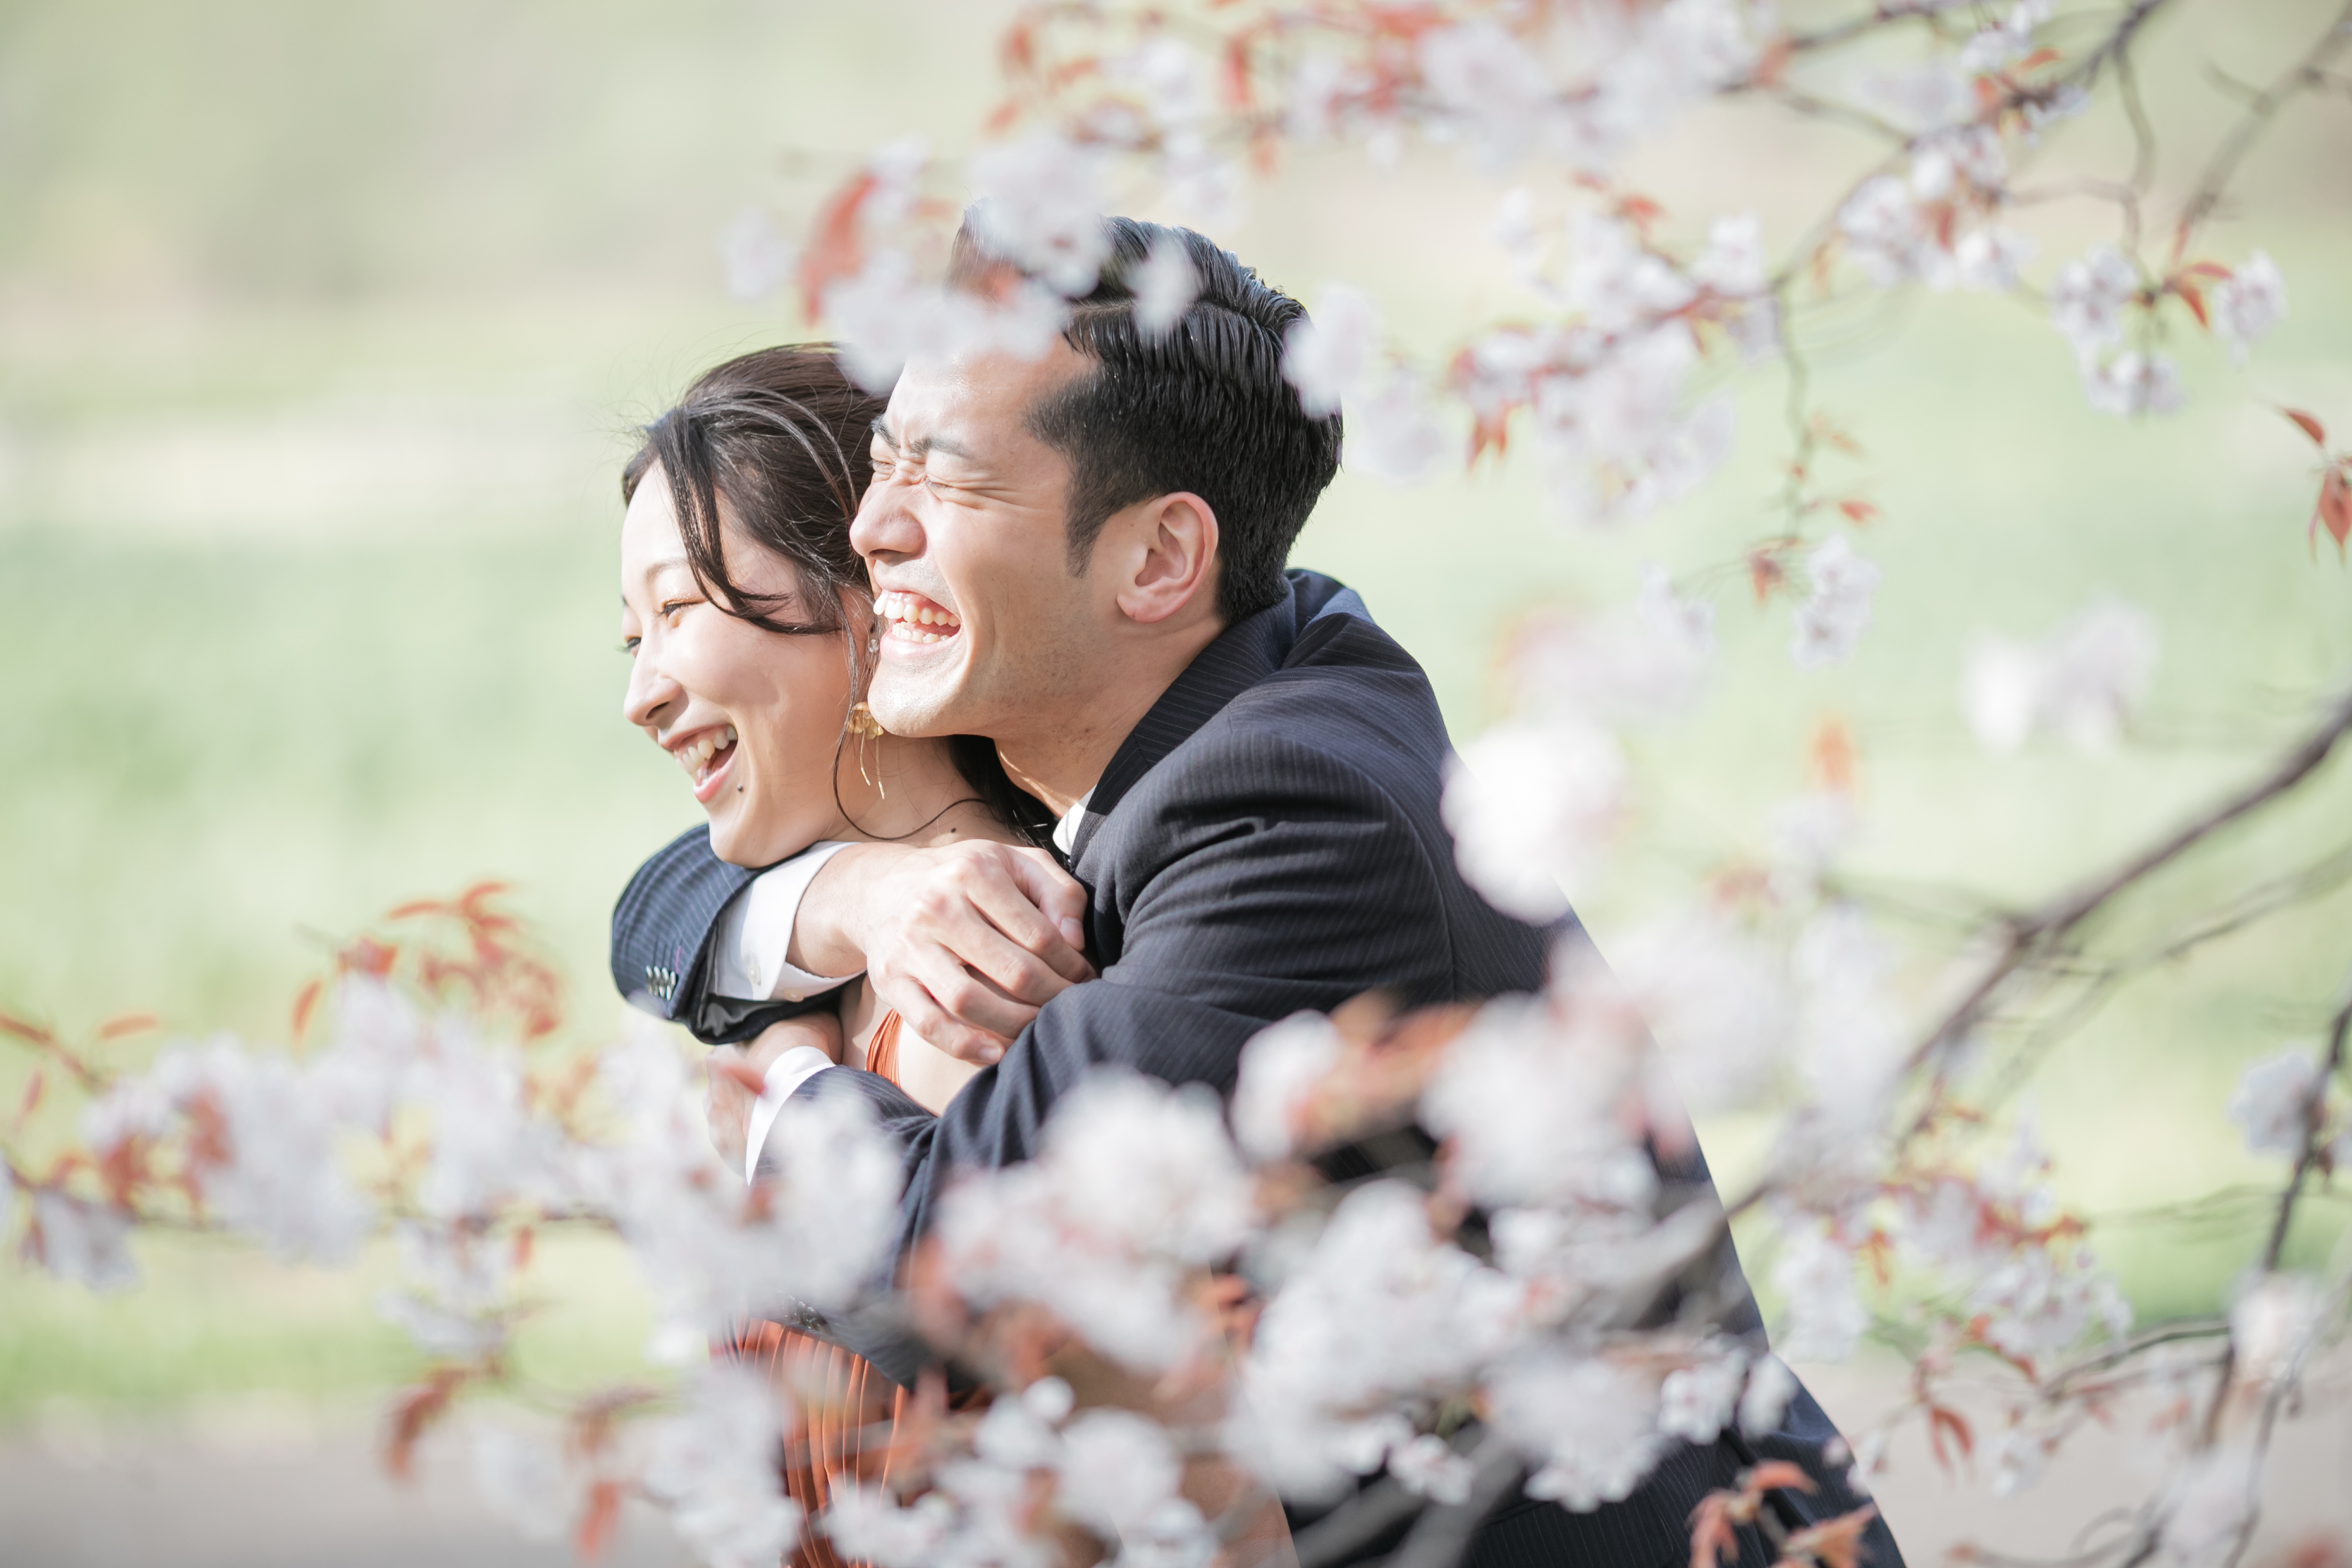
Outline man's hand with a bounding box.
[706,1017,839,1169]
[793,840,1094,1065]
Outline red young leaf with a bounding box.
[2316,467,2352,561]
[2184,260,2234,280]
[97,1013,160,1041]
[290,979,323,1042]
[1746,1461,1818,1495]
[1837,498,1880,525]
[576,1479,624,1560]
[1222,36,1254,110]
[1778,1503,1880,1568]
[1927,1405,1975,1471]
[797,170,879,326]
[2176,281,2210,331]
[2283,408,2328,448]
[0,1010,56,1047]
[384,1369,467,1480]
[16,1068,45,1124]
[1688,1493,1741,1568]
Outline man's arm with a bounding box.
[609,829,858,1046]
[786,839,1096,1061]
[792,735,1451,1247]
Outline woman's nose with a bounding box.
[621,648,682,733]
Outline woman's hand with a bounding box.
[792,840,1096,1066]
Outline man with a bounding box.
[614,216,1898,1568]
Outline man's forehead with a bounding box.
[887,342,1084,436]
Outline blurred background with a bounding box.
[3,0,2350,1560]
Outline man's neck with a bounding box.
[994,627,1224,817]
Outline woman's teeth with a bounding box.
[877,590,962,643]
[679,725,738,781]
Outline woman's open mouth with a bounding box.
[676,724,738,803]
[877,589,962,645]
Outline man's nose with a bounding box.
[851,487,924,564]
[621,647,681,733]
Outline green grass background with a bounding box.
[5,0,2352,1418]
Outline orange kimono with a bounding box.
[719,1015,911,1568]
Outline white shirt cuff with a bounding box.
[743,1044,838,1184]
[711,840,861,1002]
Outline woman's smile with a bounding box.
[669,722,740,802]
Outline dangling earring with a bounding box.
[846,702,886,794]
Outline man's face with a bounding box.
[854,344,1108,740]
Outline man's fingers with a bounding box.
[883,957,1021,1066]
[945,894,1088,1005]
[1004,849,1095,974]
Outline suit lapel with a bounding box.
[1067,580,1298,868]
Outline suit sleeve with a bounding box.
[787,733,1456,1371]
[610,828,834,1045]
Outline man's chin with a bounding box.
[868,675,964,739]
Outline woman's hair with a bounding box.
[621,343,872,636]
[622,344,1052,844]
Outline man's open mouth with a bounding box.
[676,724,738,800]
[878,589,962,644]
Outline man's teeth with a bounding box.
[680,725,738,777]
[878,590,962,642]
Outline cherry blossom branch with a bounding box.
[2170,0,2352,255]
[1901,681,2352,1114]
[1380,1432,1526,1568]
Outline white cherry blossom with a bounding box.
[2079,350,2185,418]
[2228,1047,2323,1157]
[1422,994,1655,1211]
[1488,1347,1667,1511]
[1231,1011,1346,1164]
[2050,247,2138,355]
[25,1188,137,1290]
[939,1070,1255,1371]
[1962,596,2160,753]
[968,132,1113,296]
[2211,252,2287,363]
[1443,717,1627,920]
[644,1363,802,1568]
[1788,536,1881,668]
[715,206,796,304]
[1281,284,1381,417]
[1130,231,1198,342]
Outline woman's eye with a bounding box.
[620,636,640,655]
[659,598,695,621]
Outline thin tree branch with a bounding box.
[2171,0,2352,254]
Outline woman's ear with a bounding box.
[1113,492,1220,627]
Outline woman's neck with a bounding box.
[830,731,985,845]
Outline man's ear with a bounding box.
[1111,492,1220,627]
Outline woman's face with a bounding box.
[619,466,862,866]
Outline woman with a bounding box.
[616,344,1041,1563]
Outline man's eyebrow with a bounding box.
[870,417,974,462]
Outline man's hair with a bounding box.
[947,216,1344,625]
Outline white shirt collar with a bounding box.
[1051,789,1094,858]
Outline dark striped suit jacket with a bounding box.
[614,570,1900,1568]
